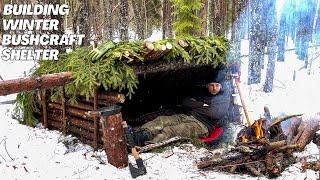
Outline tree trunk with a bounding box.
[248,0,264,84]
[200,0,209,36]
[0,0,4,40]
[277,14,286,62]
[119,0,129,41]
[0,72,73,96]
[167,0,173,38]
[211,0,223,36]
[103,0,114,40]
[131,0,145,39]
[78,0,91,46]
[263,0,278,92]
[162,0,168,39]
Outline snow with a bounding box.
[0,40,320,179]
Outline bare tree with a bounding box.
[248,0,264,84]
[132,0,146,39]
[78,0,91,46]
[119,0,129,40]
[104,0,115,40]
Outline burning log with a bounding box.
[0,72,73,96]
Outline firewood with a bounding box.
[144,41,154,50]
[0,72,73,96]
[301,160,320,172]
[197,152,244,169]
[245,163,261,176]
[178,39,188,47]
[296,118,320,151]
[285,117,302,144]
[267,140,286,151]
[165,42,173,49]
[268,114,303,129]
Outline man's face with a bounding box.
[207,82,221,95]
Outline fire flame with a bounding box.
[239,119,265,143]
[254,119,265,139]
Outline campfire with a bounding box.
[197,112,320,177]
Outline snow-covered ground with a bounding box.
[0,39,320,180]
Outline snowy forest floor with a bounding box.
[0,40,320,179]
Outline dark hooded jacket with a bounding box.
[182,80,232,133]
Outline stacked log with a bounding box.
[144,41,173,62]
[43,91,125,147]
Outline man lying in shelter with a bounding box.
[131,75,233,146]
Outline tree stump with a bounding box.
[101,112,128,168]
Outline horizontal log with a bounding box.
[68,125,95,141]
[50,100,94,111]
[134,60,208,75]
[48,102,94,120]
[48,118,62,130]
[78,92,125,104]
[48,112,94,131]
[0,72,73,96]
[47,118,104,148]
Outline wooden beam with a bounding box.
[0,72,73,96]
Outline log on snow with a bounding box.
[296,117,320,151]
[101,113,128,168]
[0,72,73,96]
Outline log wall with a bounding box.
[41,90,125,149]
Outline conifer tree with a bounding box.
[172,0,203,37]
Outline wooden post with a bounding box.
[101,111,128,168]
[41,90,48,128]
[235,81,253,126]
[61,87,67,134]
[93,89,99,150]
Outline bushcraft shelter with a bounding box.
[12,36,234,152]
